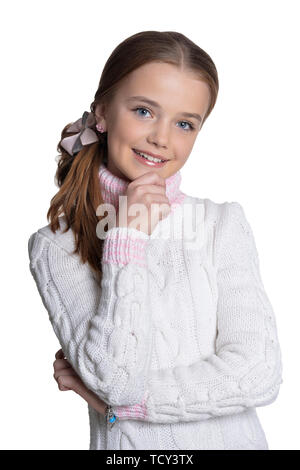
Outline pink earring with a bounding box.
[96,123,105,133]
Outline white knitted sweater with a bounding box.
[28,163,283,450]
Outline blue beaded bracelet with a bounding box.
[105,405,117,431]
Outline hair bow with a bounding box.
[60,111,99,156]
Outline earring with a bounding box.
[96,122,105,133]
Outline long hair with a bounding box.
[47,30,219,285]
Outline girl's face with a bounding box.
[95,62,211,182]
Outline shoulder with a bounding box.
[185,196,256,262]
[197,198,258,267]
[183,194,246,228]
[28,216,77,266]
[28,216,100,285]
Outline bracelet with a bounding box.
[105,405,117,431]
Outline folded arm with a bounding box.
[28,224,153,407]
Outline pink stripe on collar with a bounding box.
[98,162,185,210]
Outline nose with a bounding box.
[147,120,169,149]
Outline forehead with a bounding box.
[116,62,210,115]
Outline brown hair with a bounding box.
[47,30,219,284]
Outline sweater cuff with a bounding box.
[102,226,149,266]
[113,393,148,420]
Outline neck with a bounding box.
[98,162,185,211]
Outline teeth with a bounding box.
[135,150,165,163]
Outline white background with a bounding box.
[1,0,299,450]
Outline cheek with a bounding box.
[114,116,144,144]
[173,136,193,159]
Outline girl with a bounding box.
[28,30,283,450]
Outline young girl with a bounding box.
[28,30,283,450]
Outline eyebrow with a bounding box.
[126,95,202,123]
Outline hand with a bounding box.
[116,171,171,235]
[53,348,107,416]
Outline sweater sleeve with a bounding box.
[114,201,283,423]
[28,225,153,408]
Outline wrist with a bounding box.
[102,226,149,266]
[105,404,117,430]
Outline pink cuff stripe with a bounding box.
[102,227,149,266]
[114,396,148,420]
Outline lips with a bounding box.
[132,149,169,168]
[133,148,169,161]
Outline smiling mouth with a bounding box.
[132,149,169,162]
[132,149,170,168]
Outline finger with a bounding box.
[129,171,166,189]
[58,375,86,395]
[144,194,170,206]
[55,349,64,359]
[54,368,78,381]
[58,383,71,391]
[57,376,71,391]
[134,184,167,196]
[53,358,72,371]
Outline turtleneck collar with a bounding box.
[98,162,186,211]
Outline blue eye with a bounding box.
[178,121,195,131]
[133,107,151,118]
[132,107,195,132]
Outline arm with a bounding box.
[28,224,153,407]
[53,348,107,415]
[113,202,283,423]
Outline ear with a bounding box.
[95,103,106,121]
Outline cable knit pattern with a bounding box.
[28,223,153,407]
[28,163,283,450]
[138,202,283,424]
